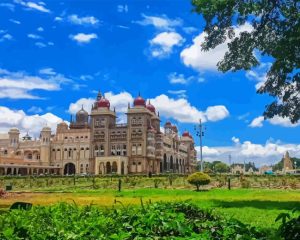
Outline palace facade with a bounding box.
[0,92,197,176]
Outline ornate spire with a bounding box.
[96,91,102,101]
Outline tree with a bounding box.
[192,0,300,123]
[187,172,211,191]
[214,162,229,173]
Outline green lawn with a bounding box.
[1,188,299,233]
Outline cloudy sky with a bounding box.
[0,0,299,166]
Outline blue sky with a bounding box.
[0,0,300,166]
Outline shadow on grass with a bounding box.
[212,200,300,210]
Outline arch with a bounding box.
[32,151,40,160]
[170,156,174,172]
[121,162,125,175]
[160,161,163,173]
[7,168,12,175]
[112,161,118,173]
[106,162,111,174]
[24,151,33,160]
[163,154,167,172]
[64,163,76,175]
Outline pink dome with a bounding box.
[98,97,110,108]
[182,131,190,137]
[146,101,155,113]
[134,95,146,107]
[164,121,172,127]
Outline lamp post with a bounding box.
[194,119,205,172]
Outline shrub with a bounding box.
[187,172,211,191]
[241,179,251,188]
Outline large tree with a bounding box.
[192,0,300,123]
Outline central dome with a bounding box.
[182,131,190,137]
[98,97,110,108]
[134,94,146,107]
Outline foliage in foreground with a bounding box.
[0,201,269,240]
[276,208,300,240]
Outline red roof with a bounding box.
[146,102,155,113]
[98,97,110,108]
[134,95,146,107]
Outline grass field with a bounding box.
[1,188,300,233]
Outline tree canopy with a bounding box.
[187,172,211,191]
[192,0,300,123]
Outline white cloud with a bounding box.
[249,115,300,128]
[0,106,66,137]
[54,16,63,22]
[180,23,253,72]
[69,91,134,114]
[69,98,94,114]
[269,116,300,128]
[70,33,98,44]
[183,27,198,34]
[35,42,46,48]
[0,3,15,11]
[69,91,229,124]
[37,27,44,32]
[199,138,300,167]
[150,32,184,58]
[0,33,13,42]
[104,91,134,112]
[14,0,50,13]
[116,25,130,30]
[167,90,187,98]
[28,106,43,113]
[134,14,182,31]
[231,136,240,144]
[200,146,220,155]
[0,68,71,99]
[27,33,42,39]
[168,72,204,85]
[150,94,229,123]
[9,19,21,24]
[205,106,230,122]
[245,62,271,89]
[39,68,56,75]
[80,75,93,81]
[67,14,99,26]
[117,5,128,13]
[249,116,264,128]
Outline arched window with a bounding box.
[137,144,142,155]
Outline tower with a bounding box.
[283,151,293,172]
[40,126,51,165]
[8,128,20,154]
[90,93,116,158]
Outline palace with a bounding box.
[0,92,197,176]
